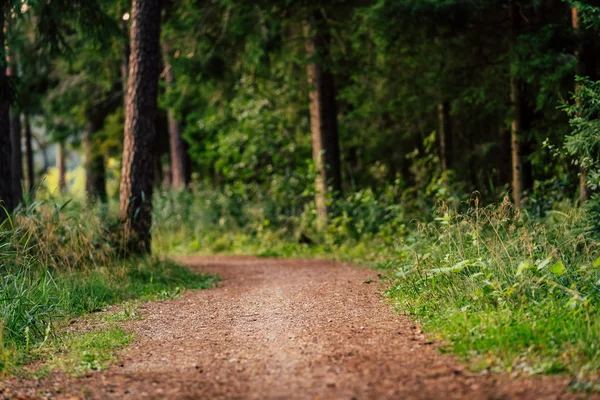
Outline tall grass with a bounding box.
[388,200,600,379]
[0,199,216,375]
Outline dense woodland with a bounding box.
[2,0,600,384]
[2,0,600,240]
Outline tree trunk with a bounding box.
[437,101,452,172]
[56,142,66,192]
[5,39,22,208]
[498,124,511,191]
[9,110,21,206]
[304,12,342,229]
[510,1,523,210]
[0,10,13,218]
[24,115,34,192]
[119,0,162,254]
[162,42,187,189]
[183,139,192,185]
[572,7,596,203]
[121,10,130,100]
[84,119,107,203]
[510,78,524,210]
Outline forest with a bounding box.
[2,0,600,397]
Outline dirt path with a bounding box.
[4,256,595,399]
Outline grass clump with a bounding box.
[0,199,218,376]
[37,327,133,376]
[387,200,600,379]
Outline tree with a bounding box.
[6,46,22,209]
[56,142,66,192]
[304,9,342,228]
[0,5,12,218]
[84,117,107,202]
[119,0,162,254]
[571,6,597,203]
[438,102,452,173]
[23,115,34,192]
[162,42,187,189]
[510,0,525,210]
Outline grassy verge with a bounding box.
[153,189,600,383]
[386,204,600,382]
[0,257,217,375]
[0,200,218,376]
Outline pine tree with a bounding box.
[119,0,162,254]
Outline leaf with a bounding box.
[428,260,470,275]
[536,258,551,271]
[516,260,532,276]
[593,258,600,268]
[549,262,567,277]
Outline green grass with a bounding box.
[36,327,133,376]
[0,199,219,376]
[0,257,218,375]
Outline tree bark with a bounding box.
[119,0,162,254]
[0,10,12,218]
[510,80,524,210]
[121,16,130,103]
[56,142,66,192]
[7,46,21,207]
[162,42,187,189]
[9,110,21,205]
[304,12,342,229]
[510,1,523,210]
[438,102,452,173]
[24,114,34,192]
[84,119,107,203]
[571,7,596,203]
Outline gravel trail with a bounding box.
[4,256,594,399]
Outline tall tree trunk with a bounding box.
[510,78,524,210]
[0,10,12,218]
[121,9,130,100]
[571,7,596,203]
[183,139,192,185]
[6,32,21,208]
[162,42,187,189]
[498,124,512,191]
[304,12,342,229]
[9,110,21,205]
[510,1,524,210]
[24,114,34,192]
[438,101,452,172]
[84,119,107,203]
[119,0,162,254]
[56,142,66,192]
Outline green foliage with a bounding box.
[388,203,600,379]
[38,327,133,376]
[563,77,600,233]
[564,78,600,190]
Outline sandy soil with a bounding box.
[2,256,596,399]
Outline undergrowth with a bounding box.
[0,199,218,375]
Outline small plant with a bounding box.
[36,327,133,376]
